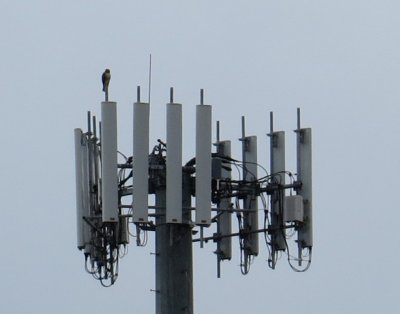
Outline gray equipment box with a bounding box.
[283,195,304,222]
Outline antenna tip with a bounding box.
[297,107,301,129]
[200,89,204,105]
[169,87,174,103]
[137,85,141,102]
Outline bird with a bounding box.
[102,69,111,92]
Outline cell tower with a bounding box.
[74,85,312,314]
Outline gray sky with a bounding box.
[1,1,399,313]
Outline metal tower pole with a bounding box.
[155,171,194,314]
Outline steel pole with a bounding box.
[155,172,193,314]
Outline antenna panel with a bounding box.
[216,140,232,260]
[166,103,182,223]
[243,135,259,256]
[297,128,312,248]
[101,101,119,222]
[74,129,86,249]
[270,131,286,185]
[195,105,212,225]
[132,102,150,222]
[270,130,286,251]
[81,132,91,252]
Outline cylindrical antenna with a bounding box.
[216,120,220,143]
[297,107,301,130]
[270,111,274,134]
[137,86,141,103]
[170,87,174,103]
[148,54,152,104]
[92,116,97,138]
[217,255,221,278]
[200,226,204,248]
[87,111,92,135]
[99,121,102,143]
[241,116,246,139]
[200,89,204,105]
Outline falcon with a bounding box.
[102,69,111,92]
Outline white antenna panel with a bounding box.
[166,103,182,223]
[297,128,312,247]
[101,101,119,223]
[132,102,150,223]
[195,104,212,225]
[74,129,90,250]
[74,128,86,249]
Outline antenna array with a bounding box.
[74,88,313,289]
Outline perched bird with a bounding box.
[102,69,111,92]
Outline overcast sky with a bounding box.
[1,1,400,313]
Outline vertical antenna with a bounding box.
[93,115,99,207]
[270,111,274,134]
[100,101,118,222]
[200,89,204,105]
[166,100,182,223]
[87,111,92,135]
[74,128,85,250]
[195,102,212,225]
[297,107,301,130]
[241,116,245,139]
[170,87,174,103]
[241,116,249,152]
[269,111,276,148]
[200,227,204,248]
[92,116,97,139]
[148,54,152,104]
[133,99,150,223]
[241,115,247,182]
[216,121,220,143]
[99,122,102,144]
[137,86,141,103]
[217,255,221,278]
